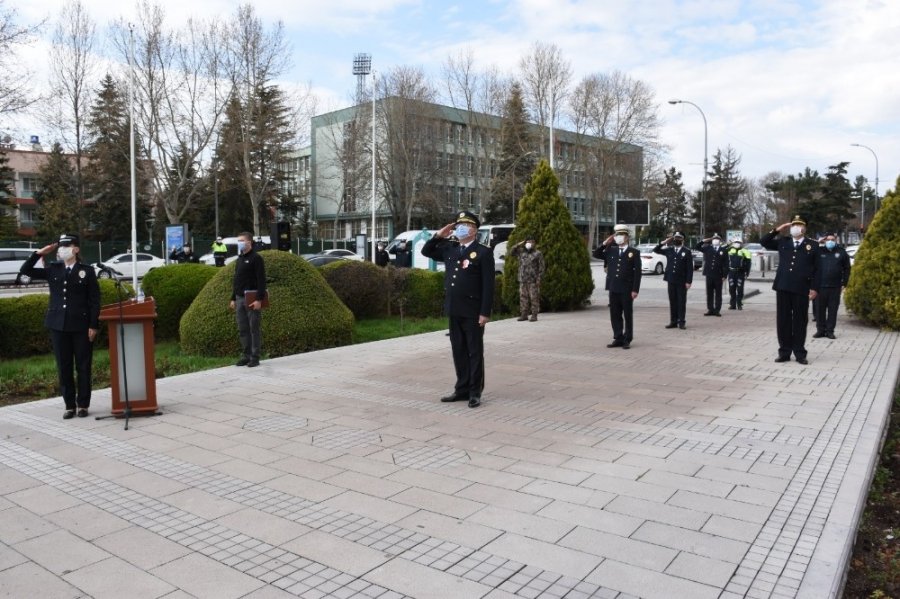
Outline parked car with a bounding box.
[845,244,860,266]
[302,254,350,268]
[493,241,508,274]
[636,244,666,275]
[0,247,42,284]
[477,224,515,249]
[318,248,363,261]
[93,252,166,280]
[691,249,703,270]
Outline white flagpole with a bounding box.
[128,24,139,292]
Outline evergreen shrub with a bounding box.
[393,268,445,318]
[141,264,217,340]
[845,177,900,330]
[179,250,354,357]
[321,260,389,319]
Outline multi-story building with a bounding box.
[0,139,63,238]
[307,98,643,242]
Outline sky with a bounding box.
[7,0,899,197]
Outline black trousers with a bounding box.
[705,276,724,312]
[609,291,634,342]
[50,329,94,410]
[449,315,485,398]
[667,283,687,325]
[776,291,809,359]
[728,272,746,307]
[235,297,262,360]
[816,287,841,334]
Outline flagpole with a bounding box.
[128,23,139,292]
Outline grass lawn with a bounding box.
[0,316,450,406]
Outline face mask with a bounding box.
[673,240,683,246]
[614,235,626,245]
[454,225,472,239]
[711,240,721,248]
[790,225,803,237]
[377,245,384,250]
[825,240,836,250]
[525,242,533,250]
[237,241,248,253]
[57,247,75,262]
[733,242,742,249]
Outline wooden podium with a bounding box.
[99,298,159,416]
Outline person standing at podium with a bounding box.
[230,231,266,367]
[20,233,100,419]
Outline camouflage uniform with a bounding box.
[511,243,545,320]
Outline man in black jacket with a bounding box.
[390,240,412,267]
[594,224,642,349]
[230,232,267,367]
[694,233,728,316]
[421,211,494,408]
[813,233,851,339]
[653,231,693,329]
[761,215,819,364]
[20,233,100,419]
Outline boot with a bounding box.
[529,314,537,321]
[517,314,528,321]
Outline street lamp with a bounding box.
[668,99,708,237]
[851,143,879,214]
[353,53,376,263]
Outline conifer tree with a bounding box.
[502,160,593,311]
[34,142,80,237]
[0,147,17,237]
[485,82,534,224]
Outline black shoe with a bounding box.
[247,359,260,368]
[812,332,825,338]
[703,311,714,316]
[714,312,722,317]
[77,408,88,418]
[606,340,624,348]
[738,305,743,310]
[63,410,76,420]
[827,333,836,339]
[796,357,809,365]
[235,358,251,366]
[468,395,481,408]
[517,315,528,321]
[665,323,678,329]
[774,356,790,363]
[679,323,686,329]
[728,306,736,310]
[621,342,631,350]
[440,393,466,402]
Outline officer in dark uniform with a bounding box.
[20,233,101,419]
[374,242,390,267]
[593,224,641,349]
[390,240,413,267]
[653,231,693,329]
[694,233,728,316]
[421,211,495,408]
[761,215,819,364]
[813,233,851,339]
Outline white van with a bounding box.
[385,229,436,269]
[199,236,271,266]
[0,248,42,284]
[477,224,515,249]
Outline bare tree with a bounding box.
[0,0,42,116]
[742,173,780,239]
[519,41,571,159]
[46,0,97,205]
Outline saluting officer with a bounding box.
[594,224,641,349]
[421,211,495,408]
[653,231,693,329]
[727,237,753,310]
[694,233,729,316]
[20,234,101,419]
[761,215,819,364]
[813,233,851,339]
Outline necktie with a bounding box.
[619,248,624,258]
[66,266,71,276]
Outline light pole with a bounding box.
[851,143,879,215]
[213,134,220,238]
[353,53,376,263]
[668,99,708,237]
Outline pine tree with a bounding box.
[647,167,690,238]
[799,162,855,233]
[485,83,534,224]
[700,146,747,234]
[34,142,80,237]
[845,176,900,329]
[0,147,18,237]
[501,160,594,311]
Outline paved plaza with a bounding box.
[1,270,897,599]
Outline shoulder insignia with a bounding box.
[469,251,477,259]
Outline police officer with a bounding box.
[653,231,692,329]
[211,236,228,267]
[727,237,753,310]
[761,215,819,364]
[421,211,495,408]
[694,233,728,316]
[813,233,851,339]
[594,224,641,349]
[181,245,199,263]
[390,240,412,267]
[509,235,545,322]
[374,242,390,267]
[20,233,100,419]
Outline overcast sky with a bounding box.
[9,0,899,196]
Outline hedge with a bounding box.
[179,250,354,357]
[140,263,217,340]
[321,260,390,319]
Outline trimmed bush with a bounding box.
[391,268,445,318]
[845,176,900,329]
[180,250,354,357]
[321,260,390,319]
[141,264,217,340]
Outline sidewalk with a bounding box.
[0,285,897,599]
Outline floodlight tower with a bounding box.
[353,54,376,263]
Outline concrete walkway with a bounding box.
[1,272,897,599]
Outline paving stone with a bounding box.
[13,529,111,576]
[482,533,602,580]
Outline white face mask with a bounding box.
[790,225,803,238]
[733,242,742,248]
[525,242,533,250]
[614,235,626,245]
[57,247,75,262]
[711,240,721,248]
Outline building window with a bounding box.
[21,176,39,197]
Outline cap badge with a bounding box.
[459,212,465,218]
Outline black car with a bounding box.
[302,255,349,268]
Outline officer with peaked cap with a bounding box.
[761,215,819,364]
[20,233,101,419]
[421,211,495,408]
[653,231,693,329]
[694,233,729,316]
[594,224,642,349]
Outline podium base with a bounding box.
[95,409,163,421]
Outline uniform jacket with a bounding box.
[374,248,390,267]
[760,231,819,294]
[727,247,753,276]
[815,246,851,288]
[694,241,728,278]
[596,243,642,294]
[20,252,100,332]
[389,246,412,267]
[652,243,694,285]
[509,244,545,285]
[421,236,495,318]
